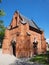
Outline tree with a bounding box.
[0,20,6,48]
[0,0,6,48]
[0,0,2,3]
[0,9,5,16]
[0,0,5,16]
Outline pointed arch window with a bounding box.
[33,37,38,48]
[15,17,17,26]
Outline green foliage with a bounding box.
[0,0,6,48]
[29,53,49,65]
[0,10,5,16]
[48,44,49,48]
[0,0,5,16]
[0,0,2,3]
[0,20,6,48]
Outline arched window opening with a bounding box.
[33,37,38,55]
[16,32,20,36]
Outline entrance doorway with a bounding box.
[11,40,16,56]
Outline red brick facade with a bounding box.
[2,11,46,58]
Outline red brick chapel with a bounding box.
[2,11,46,58]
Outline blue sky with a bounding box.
[0,0,49,39]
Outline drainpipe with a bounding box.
[41,33,42,53]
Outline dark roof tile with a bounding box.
[19,12,40,30]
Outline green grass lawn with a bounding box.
[29,52,49,65]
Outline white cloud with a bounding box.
[46,39,49,43]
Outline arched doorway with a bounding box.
[11,40,16,56]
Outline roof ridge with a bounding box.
[31,20,40,29]
[9,10,42,31]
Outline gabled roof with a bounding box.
[17,11,41,31]
[8,11,43,32]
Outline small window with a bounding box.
[15,17,17,21]
[11,25,12,29]
[16,32,20,36]
[15,17,19,27]
[15,17,17,25]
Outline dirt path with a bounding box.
[0,49,44,65]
